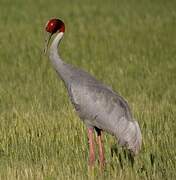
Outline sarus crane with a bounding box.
[44,18,142,167]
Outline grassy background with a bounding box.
[0,0,176,179]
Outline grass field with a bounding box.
[0,0,176,179]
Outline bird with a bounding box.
[44,18,142,167]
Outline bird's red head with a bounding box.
[45,18,65,34]
[44,18,65,54]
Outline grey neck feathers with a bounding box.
[49,32,64,68]
[49,32,70,83]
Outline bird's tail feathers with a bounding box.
[117,117,142,155]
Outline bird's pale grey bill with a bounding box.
[44,32,52,54]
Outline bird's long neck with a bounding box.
[49,32,69,83]
[49,32,65,69]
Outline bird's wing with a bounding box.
[88,82,133,120]
[69,75,133,122]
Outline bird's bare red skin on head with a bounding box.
[45,18,65,34]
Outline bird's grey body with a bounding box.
[48,32,142,155]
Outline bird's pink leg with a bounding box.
[87,128,95,167]
[97,130,105,168]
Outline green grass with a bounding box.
[0,0,176,179]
